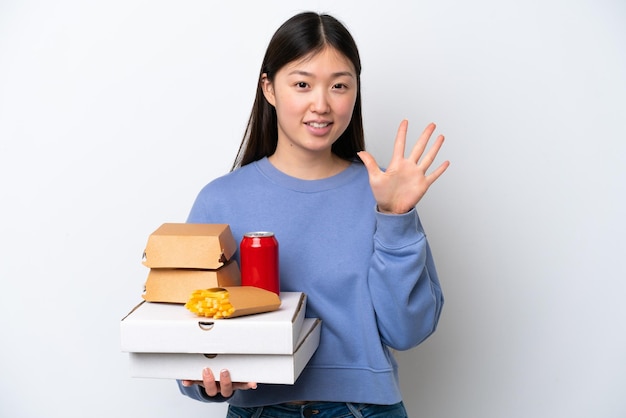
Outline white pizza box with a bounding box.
[121,292,306,354]
[127,318,321,384]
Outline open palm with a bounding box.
[358,120,450,214]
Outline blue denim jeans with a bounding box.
[226,401,407,418]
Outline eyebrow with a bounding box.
[287,70,355,78]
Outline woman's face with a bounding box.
[262,47,358,159]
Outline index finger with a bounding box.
[390,119,409,163]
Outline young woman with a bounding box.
[178,11,449,418]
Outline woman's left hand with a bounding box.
[358,120,450,214]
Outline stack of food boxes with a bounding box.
[120,223,321,384]
[141,223,242,303]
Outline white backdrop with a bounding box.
[1,1,624,417]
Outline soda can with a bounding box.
[240,232,279,295]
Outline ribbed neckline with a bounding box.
[253,157,363,193]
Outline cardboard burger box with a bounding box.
[142,260,241,303]
[127,318,321,384]
[121,292,307,355]
[142,223,237,269]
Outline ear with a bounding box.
[261,73,276,106]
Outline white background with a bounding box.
[1,1,624,417]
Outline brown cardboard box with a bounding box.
[142,223,237,269]
[142,260,241,304]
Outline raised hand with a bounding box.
[357,120,449,214]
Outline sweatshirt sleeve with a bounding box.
[367,207,444,351]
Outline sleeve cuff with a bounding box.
[374,206,424,249]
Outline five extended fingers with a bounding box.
[360,120,449,212]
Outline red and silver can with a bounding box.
[240,231,279,295]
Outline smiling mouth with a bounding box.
[306,122,331,128]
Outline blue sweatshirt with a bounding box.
[178,157,444,407]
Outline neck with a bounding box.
[268,148,350,180]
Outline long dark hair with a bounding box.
[231,12,364,170]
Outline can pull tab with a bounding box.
[198,321,215,331]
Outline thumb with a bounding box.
[357,151,380,176]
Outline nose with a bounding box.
[310,89,330,114]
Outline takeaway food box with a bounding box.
[142,223,237,269]
[120,292,320,384]
[124,223,321,384]
[141,223,242,304]
[121,292,307,355]
[142,261,241,304]
[128,318,321,384]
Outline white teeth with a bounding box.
[308,122,329,128]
